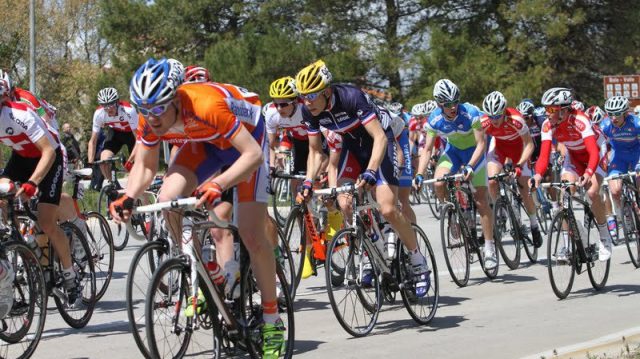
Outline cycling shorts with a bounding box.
[437,143,487,187]
[487,140,531,177]
[3,149,64,205]
[103,130,135,155]
[398,128,412,188]
[561,150,605,178]
[607,150,640,176]
[337,127,399,186]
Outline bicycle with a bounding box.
[542,181,611,299]
[0,187,47,359]
[129,198,295,358]
[321,184,439,337]
[603,171,640,268]
[427,173,498,287]
[422,159,442,219]
[271,169,303,228]
[489,171,538,269]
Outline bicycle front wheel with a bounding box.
[84,211,114,301]
[273,178,295,227]
[440,204,470,287]
[622,199,640,268]
[493,199,521,270]
[397,224,439,325]
[325,228,380,337]
[282,206,306,289]
[585,213,610,290]
[0,241,48,359]
[547,212,576,299]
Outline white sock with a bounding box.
[529,213,538,228]
[597,222,610,242]
[410,247,424,265]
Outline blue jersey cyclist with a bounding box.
[414,79,497,270]
[600,95,640,235]
[295,60,431,298]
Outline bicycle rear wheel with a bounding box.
[273,178,295,227]
[282,207,306,289]
[275,218,296,301]
[0,241,47,359]
[146,258,220,359]
[585,214,610,290]
[325,228,380,337]
[83,211,114,301]
[622,199,640,268]
[398,224,439,325]
[493,199,521,270]
[55,222,96,329]
[439,204,470,287]
[547,212,576,300]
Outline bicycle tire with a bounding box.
[547,211,576,300]
[274,216,296,301]
[83,211,114,301]
[96,184,112,218]
[439,203,470,287]
[273,178,294,227]
[622,199,640,268]
[398,224,439,325]
[325,228,380,337]
[282,206,306,289]
[584,213,610,290]
[493,199,521,270]
[126,240,169,359]
[54,221,97,329]
[0,241,48,359]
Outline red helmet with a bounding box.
[184,65,210,83]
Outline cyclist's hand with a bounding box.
[15,181,38,202]
[196,182,223,207]
[462,165,474,181]
[529,174,543,190]
[599,156,608,172]
[514,164,522,178]
[296,179,313,204]
[356,169,377,190]
[413,174,424,190]
[269,166,277,178]
[124,160,134,173]
[109,194,134,224]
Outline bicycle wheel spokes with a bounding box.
[547,213,575,299]
[425,183,440,219]
[283,207,305,289]
[440,205,470,287]
[325,229,379,337]
[274,178,295,227]
[399,224,439,325]
[585,215,610,290]
[84,212,114,301]
[0,241,47,359]
[494,200,521,270]
[622,201,640,268]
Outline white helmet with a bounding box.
[424,100,438,115]
[571,100,585,111]
[411,103,426,116]
[604,95,629,115]
[130,58,180,106]
[591,106,606,124]
[167,58,185,86]
[388,102,403,115]
[97,87,119,105]
[516,101,535,116]
[482,91,507,116]
[0,69,12,97]
[541,87,573,107]
[433,79,460,103]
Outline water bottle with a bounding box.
[576,221,589,249]
[224,259,241,299]
[380,223,396,259]
[182,218,193,244]
[202,244,226,287]
[607,215,618,244]
[24,233,42,260]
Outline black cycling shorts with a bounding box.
[103,130,135,155]
[3,149,64,205]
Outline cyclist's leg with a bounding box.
[433,144,455,201]
[336,149,361,224]
[397,129,416,223]
[486,145,503,202]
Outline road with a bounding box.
[26,203,640,358]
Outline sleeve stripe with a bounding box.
[223,120,242,139]
[361,113,377,125]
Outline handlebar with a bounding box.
[540,181,579,189]
[604,171,639,181]
[422,173,464,185]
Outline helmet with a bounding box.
[533,106,546,120]
[516,101,535,116]
[295,60,332,95]
[592,106,606,124]
[604,95,629,115]
[571,100,585,112]
[433,79,460,103]
[184,65,210,83]
[0,69,12,97]
[97,87,119,105]
[269,76,297,99]
[411,103,426,116]
[167,58,184,85]
[388,102,403,115]
[541,87,573,106]
[130,58,179,106]
[424,100,438,115]
[482,91,507,116]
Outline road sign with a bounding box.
[603,75,640,99]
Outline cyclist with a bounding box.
[414,79,497,269]
[109,58,285,357]
[517,100,542,162]
[388,105,417,224]
[295,59,431,297]
[531,87,612,261]
[87,87,138,184]
[0,77,81,303]
[599,96,640,243]
[483,92,542,247]
[184,65,211,83]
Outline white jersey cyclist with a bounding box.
[0,102,58,157]
[91,100,138,133]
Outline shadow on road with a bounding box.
[569,284,640,298]
[291,339,325,356]
[92,299,128,314]
[437,295,470,308]
[294,297,331,312]
[373,314,468,335]
[42,320,131,340]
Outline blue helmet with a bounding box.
[129,58,179,106]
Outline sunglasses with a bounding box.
[439,101,459,109]
[489,114,503,120]
[274,101,295,109]
[607,110,626,117]
[545,106,564,114]
[137,102,172,117]
[104,102,118,109]
[302,91,324,101]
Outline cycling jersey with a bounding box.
[137,82,268,203]
[425,103,482,150]
[92,101,138,133]
[482,108,529,168]
[0,101,59,158]
[265,100,308,141]
[535,110,600,177]
[600,114,640,175]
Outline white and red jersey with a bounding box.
[322,127,342,152]
[535,110,600,176]
[264,101,308,141]
[92,100,138,133]
[0,101,59,158]
[481,108,528,147]
[409,117,420,132]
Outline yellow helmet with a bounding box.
[269,76,297,99]
[295,60,332,95]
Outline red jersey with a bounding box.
[0,101,58,158]
[481,108,528,148]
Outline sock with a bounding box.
[597,222,611,242]
[62,266,76,280]
[528,213,538,228]
[552,202,559,210]
[562,231,569,247]
[262,300,279,324]
[410,247,424,266]
[484,239,495,250]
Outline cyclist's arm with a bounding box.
[416,132,436,177]
[305,134,324,183]
[28,136,57,185]
[517,132,534,167]
[327,148,340,187]
[468,127,486,168]
[87,131,98,163]
[212,125,263,191]
[268,132,278,169]
[535,140,552,176]
[363,119,387,172]
[583,136,600,177]
[127,142,138,163]
[124,144,159,200]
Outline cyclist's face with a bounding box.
[274,99,296,117]
[142,100,178,135]
[303,89,329,116]
[104,102,118,116]
[440,101,459,120]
